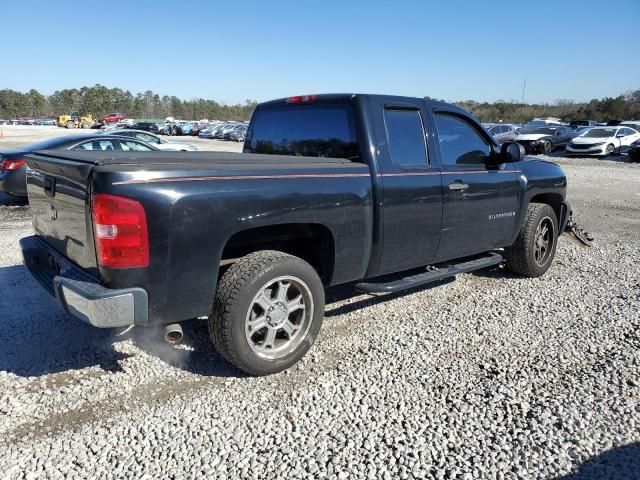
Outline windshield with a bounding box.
[520,127,557,135]
[582,128,616,138]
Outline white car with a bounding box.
[565,126,640,156]
[105,129,198,151]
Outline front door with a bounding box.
[430,110,519,262]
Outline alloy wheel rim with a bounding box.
[533,216,554,266]
[245,275,314,359]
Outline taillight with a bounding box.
[91,193,149,268]
[1,159,26,171]
[286,94,317,104]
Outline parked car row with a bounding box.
[0,134,160,200]
[100,129,198,151]
[483,118,640,159]
[198,121,248,142]
[0,118,57,126]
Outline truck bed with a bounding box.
[24,149,373,324]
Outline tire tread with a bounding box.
[505,203,556,277]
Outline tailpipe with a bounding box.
[164,323,183,344]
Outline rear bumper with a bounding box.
[0,168,27,197]
[20,235,148,328]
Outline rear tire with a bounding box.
[65,120,75,129]
[208,250,325,376]
[505,203,558,278]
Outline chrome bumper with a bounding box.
[20,235,148,328]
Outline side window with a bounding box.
[434,113,491,166]
[72,140,116,151]
[120,140,154,151]
[383,109,428,166]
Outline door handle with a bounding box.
[448,182,469,191]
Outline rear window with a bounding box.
[245,104,360,161]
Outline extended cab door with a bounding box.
[429,108,519,262]
[369,97,443,276]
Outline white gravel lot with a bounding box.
[0,128,639,479]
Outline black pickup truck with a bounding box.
[21,94,570,375]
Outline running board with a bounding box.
[355,253,503,294]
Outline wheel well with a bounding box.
[530,193,562,222]
[221,224,335,284]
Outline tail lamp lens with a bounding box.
[1,159,26,171]
[91,193,149,268]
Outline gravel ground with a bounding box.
[1,128,639,479]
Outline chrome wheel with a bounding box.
[605,144,614,155]
[245,275,314,359]
[543,141,552,154]
[533,216,554,266]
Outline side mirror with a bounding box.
[499,141,524,163]
[616,133,624,138]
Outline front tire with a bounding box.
[605,144,615,156]
[209,250,325,376]
[65,120,75,129]
[505,203,558,278]
[542,141,553,154]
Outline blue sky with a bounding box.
[2,0,639,105]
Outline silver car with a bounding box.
[486,124,519,144]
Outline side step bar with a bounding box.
[355,253,503,294]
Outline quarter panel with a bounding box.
[93,164,373,324]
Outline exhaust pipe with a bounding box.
[164,323,183,344]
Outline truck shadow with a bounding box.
[126,319,246,378]
[0,264,244,378]
[325,277,456,317]
[0,192,28,206]
[0,264,133,377]
[556,442,640,479]
[0,262,502,379]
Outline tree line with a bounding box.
[0,85,258,121]
[1,85,638,123]
[454,89,640,123]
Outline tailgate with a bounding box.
[25,152,98,274]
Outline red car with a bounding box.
[101,112,125,124]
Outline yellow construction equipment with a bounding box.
[57,112,93,129]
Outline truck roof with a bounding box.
[257,93,454,110]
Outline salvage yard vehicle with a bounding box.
[569,120,599,130]
[565,126,640,156]
[128,122,160,134]
[57,112,93,129]
[0,135,158,199]
[105,129,198,151]
[485,124,519,144]
[628,139,640,162]
[20,94,572,375]
[513,126,574,154]
[101,112,125,124]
